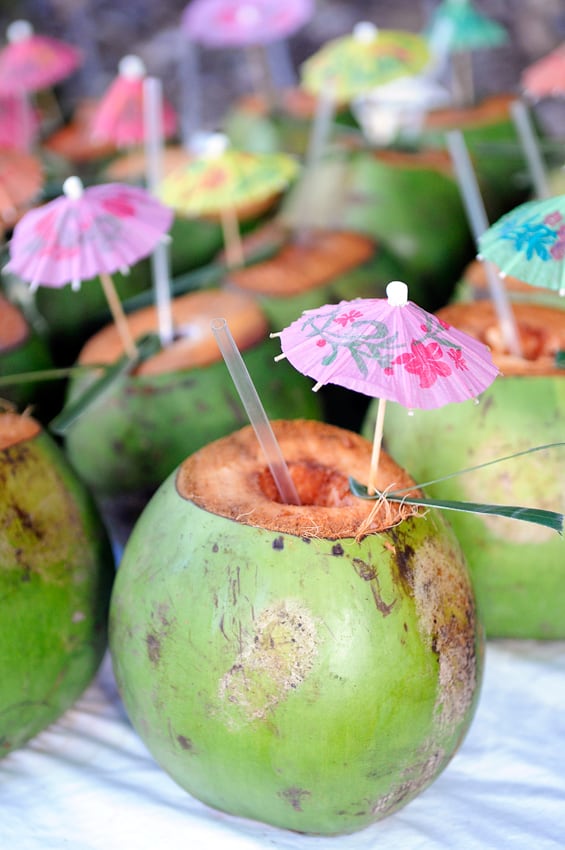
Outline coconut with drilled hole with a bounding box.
[0,411,114,755]
[109,419,483,836]
[368,301,565,638]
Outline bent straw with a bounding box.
[211,318,301,506]
[446,130,523,358]
[510,99,551,200]
[143,75,174,346]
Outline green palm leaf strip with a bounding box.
[49,333,162,435]
[349,442,565,534]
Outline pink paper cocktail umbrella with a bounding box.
[0,19,82,93]
[0,20,82,146]
[181,0,314,47]
[6,176,174,357]
[90,55,177,148]
[181,0,314,115]
[272,280,500,490]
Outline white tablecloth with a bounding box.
[2,641,564,850]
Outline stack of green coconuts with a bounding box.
[2,42,563,839]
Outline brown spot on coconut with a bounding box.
[109,419,482,835]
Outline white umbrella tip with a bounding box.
[386,280,409,306]
[118,54,146,79]
[63,176,84,200]
[7,19,33,42]
[353,21,378,43]
[202,131,230,158]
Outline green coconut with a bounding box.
[0,411,114,756]
[109,419,483,836]
[367,300,565,639]
[0,293,53,411]
[224,88,361,158]
[280,148,474,311]
[401,94,532,218]
[63,289,322,500]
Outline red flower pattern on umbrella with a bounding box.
[393,340,454,388]
[272,281,499,489]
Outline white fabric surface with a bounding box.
[1,641,564,850]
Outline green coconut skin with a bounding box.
[64,342,322,497]
[281,153,473,312]
[401,111,530,219]
[370,376,565,639]
[109,470,482,835]
[0,325,53,410]
[0,423,115,756]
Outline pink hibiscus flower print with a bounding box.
[101,193,136,218]
[394,341,452,389]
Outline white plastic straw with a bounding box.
[446,130,523,357]
[143,75,174,347]
[211,318,301,506]
[510,99,551,200]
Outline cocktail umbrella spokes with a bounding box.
[0,20,82,141]
[478,195,565,297]
[159,131,298,267]
[5,176,174,358]
[301,21,432,105]
[90,54,178,149]
[272,280,500,492]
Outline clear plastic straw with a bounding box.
[143,75,174,347]
[211,318,301,506]
[510,99,551,200]
[446,130,523,357]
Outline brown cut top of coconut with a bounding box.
[227,230,375,297]
[437,300,565,376]
[423,93,515,130]
[77,288,268,376]
[176,419,420,539]
[0,295,29,353]
[372,147,455,178]
[0,411,40,450]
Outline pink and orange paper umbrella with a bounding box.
[272,280,499,489]
[6,176,173,357]
[521,42,565,100]
[181,0,314,47]
[0,19,81,94]
[90,55,177,148]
